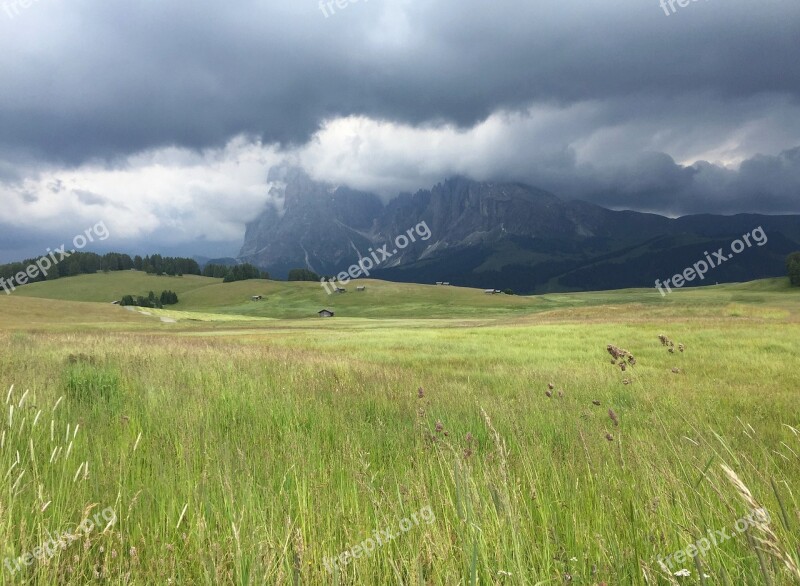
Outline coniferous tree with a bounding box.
[288,268,320,282]
[787,252,800,286]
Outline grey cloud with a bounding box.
[0,0,798,164]
[532,147,800,216]
[0,0,797,257]
[74,190,108,206]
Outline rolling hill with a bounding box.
[8,270,798,321]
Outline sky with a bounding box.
[0,0,799,261]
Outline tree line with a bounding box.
[120,290,179,309]
[0,252,201,286]
[202,263,270,282]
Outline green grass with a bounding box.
[14,271,220,303]
[0,274,798,584]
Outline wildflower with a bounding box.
[417,387,424,399]
[463,433,474,459]
[605,433,614,441]
[545,390,552,398]
[592,400,601,406]
[435,420,444,433]
[608,409,619,426]
[674,568,690,577]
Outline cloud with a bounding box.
[0,0,798,163]
[0,137,286,260]
[0,0,799,258]
[295,99,800,215]
[2,103,799,263]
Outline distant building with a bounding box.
[335,287,347,293]
[443,282,450,286]
[484,289,502,294]
[110,300,120,305]
[318,309,335,318]
[356,286,366,291]
[435,282,443,285]
[251,295,263,301]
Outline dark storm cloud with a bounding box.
[0,0,798,260]
[545,147,800,216]
[0,0,798,164]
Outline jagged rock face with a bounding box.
[239,168,800,292]
[239,169,383,276]
[239,171,615,276]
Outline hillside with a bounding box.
[9,270,799,321]
[13,271,220,303]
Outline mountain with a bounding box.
[193,256,239,269]
[239,168,800,293]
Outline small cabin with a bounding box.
[251,295,263,301]
[442,282,450,286]
[435,281,443,285]
[356,286,366,291]
[318,309,335,318]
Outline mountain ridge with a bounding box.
[239,169,800,293]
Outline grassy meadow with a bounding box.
[0,272,799,584]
